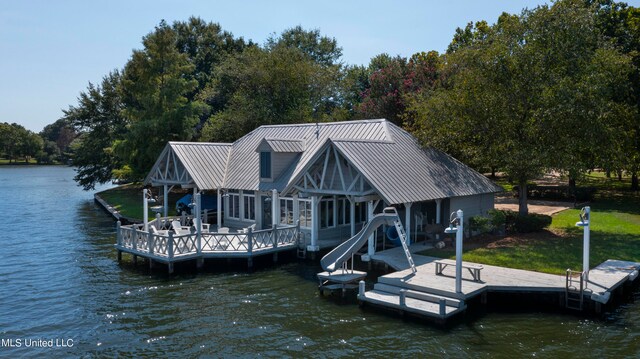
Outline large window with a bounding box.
[337,198,350,226]
[260,152,271,178]
[243,192,255,220]
[320,198,335,229]
[280,198,294,225]
[299,199,311,228]
[228,190,240,219]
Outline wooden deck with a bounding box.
[115,219,300,272]
[360,248,640,321]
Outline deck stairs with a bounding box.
[565,269,585,310]
[359,282,466,320]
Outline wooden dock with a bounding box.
[115,220,300,273]
[360,250,640,322]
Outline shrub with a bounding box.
[488,209,506,228]
[469,216,491,235]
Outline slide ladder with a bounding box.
[386,208,417,274]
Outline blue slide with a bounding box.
[320,211,398,272]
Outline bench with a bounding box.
[435,259,483,282]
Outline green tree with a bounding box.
[65,71,127,190]
[411,0,632,215]
[116,20,205,179]
[40,118,76,162]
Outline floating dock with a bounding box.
[359,251,640,322]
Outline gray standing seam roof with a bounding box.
[144,119,501,203]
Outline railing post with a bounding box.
[132,225,137,250]
[439,298,446,316]
[359,280,365,297]
[148,231,154,255]
[273,223,278,249]
[399,289,406,306]
[296,220,300,245]
[247,227,253,255]
[116,221,122,246]
[168,231,174,259]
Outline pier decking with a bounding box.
[115,219,300,272]
[360,250,640,322]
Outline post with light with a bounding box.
[576,206,590,283]
[444,209,464,293]
[143,189,156,232]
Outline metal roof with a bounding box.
[144,119,501,202]
[258,138,305,153]
[144,142,231,190]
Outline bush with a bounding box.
[514,213,552,233]
[512,185,597,202]
[469,216,491,235]
[488,209,506,228]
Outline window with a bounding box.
[243,192,255,220]
[337,198,350,225]
[320,198,335,229]
[260,152,271,178]
[280,198,294,225]
[355,202,367,223]
[299,199,311,228]
[228,190,240,219]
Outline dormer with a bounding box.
[256,138,304,182]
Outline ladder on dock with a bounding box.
[385,207,417,274]
[565,269,585,310]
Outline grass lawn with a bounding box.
[0,158,39,165]
[97,184,186,220]
[418,192,640,275]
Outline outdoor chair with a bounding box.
[192,218,211,233]
[241,224,256,234]
[149,224,169,236]
[171,220,191,235]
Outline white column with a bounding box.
[309,195,319,251]
[143,189,149,232]
[271,189,279,227]
[217,188,222,229]
[195,192,202,252]
[405,202,413,245]
[455,209,464,293]
[255,191,263,229]
[583,206,591,282]
[293,194,300,226]
[350,198,356,237]
[435,199,442,224]
[163,184,168,218]
[367,200,375,257]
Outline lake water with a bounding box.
[1,166,639,358]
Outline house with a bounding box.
[143,119,501,256]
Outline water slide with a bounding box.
[320,211,398,273]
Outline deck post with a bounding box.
[149,231,154,255]
[273,223,278,249]
[143,189,149,232]
[455,210,464,293]
[399,289,406,306]
[217,188,222,229]
[349,197,356,237]
[435,199,442,224]
[405,202,413,245]
[309,195,319,251]
[163,184,168,218]
[439,298,446,316]
[358,280,365,297]
[116,221,122,247]
[168,232,174,259]
[168,262,174,274]
[582,207,591,282]
[117,250,122,262]
[367,200,375,257]
[133,255,137,266]
[271,189,279,227]
[195,192,202,255]
[247,227,253,255]
[132,225,138,251]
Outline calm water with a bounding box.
[1,166,639,358]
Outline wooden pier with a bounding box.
[360,249,640,322]
[115,219,300,273]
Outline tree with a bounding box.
[116,20,205,179]
[202,27,344,142]
[65,71,127,190]
[40,118,76,162]
[411,0,632,215]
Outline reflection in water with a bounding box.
[0,166,639,357]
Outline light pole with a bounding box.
[444,209,464,293]
[575,206,591,283]
[143,189,156,232]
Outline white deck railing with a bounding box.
[116,221,300,260]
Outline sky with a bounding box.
[1,0,638,133]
